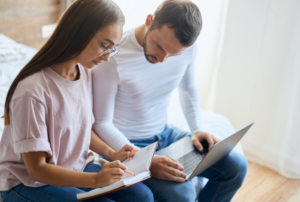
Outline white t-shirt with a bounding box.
[92,28,201,151]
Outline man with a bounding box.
[92,0,248,201]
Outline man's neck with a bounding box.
[135,24,147,47]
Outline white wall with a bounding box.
[113,0,164,32]
[209,0,300,178]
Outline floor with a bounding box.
[232,161,300,202]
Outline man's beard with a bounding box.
[143,31,158,64]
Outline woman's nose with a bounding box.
[102,53,110,62]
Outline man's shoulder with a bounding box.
[185,42,198,56]
[92,57,119,77]
[118,28,143,53]
[121,28,134,43]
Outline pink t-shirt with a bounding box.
[0,64,94,191]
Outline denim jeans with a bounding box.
[129,125,248,202]
[0,162,154,202]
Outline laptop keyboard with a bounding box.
[178,150,207,175]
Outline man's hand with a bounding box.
[192,131,220,152]
[150,155,186,182]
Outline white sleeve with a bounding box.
[178,44,202,135]
[92,59,137,151]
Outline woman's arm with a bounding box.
[90,129,115,159]
[22,151,126,188]
[21,129,135,189]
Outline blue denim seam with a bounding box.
[10,189,33,202]
[210,166,228,202]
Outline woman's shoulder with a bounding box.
[13,69,49,103]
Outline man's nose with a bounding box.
[158,52,168,63]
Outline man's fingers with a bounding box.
[206,135,215,151]
[192,138,203,152]
[163,171,186,182]
[166,155,184,171]
[163,165,187,178]
[163,156,184,171]
[212,136,220,143]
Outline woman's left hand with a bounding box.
[110,144,136,161]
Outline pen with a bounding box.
[129,148,138,157]
[100,158,135,176]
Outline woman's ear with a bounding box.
[145,14,154,29]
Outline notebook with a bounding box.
[77,141,158,201]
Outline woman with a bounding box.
[0,0,154,201]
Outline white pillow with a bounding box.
[0,34,28,63]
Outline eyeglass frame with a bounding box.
[95,35,119,58]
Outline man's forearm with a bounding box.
[90,129,115,159]
[92,123,137,151]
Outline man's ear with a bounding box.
[145,14,154,29]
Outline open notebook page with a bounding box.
[77,142,157,201]
[121,142,157,179]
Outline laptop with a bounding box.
[155,122,254,180]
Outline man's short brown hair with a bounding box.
[151,0,202,47]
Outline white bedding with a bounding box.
[0,34,38,137]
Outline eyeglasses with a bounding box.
[95,35,119,58]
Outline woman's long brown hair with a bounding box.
[2,0,124,126]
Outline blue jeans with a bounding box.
[129,125,248,202]
[0,162,154,202]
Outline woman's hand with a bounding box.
[94,160,127,188]
[110,144,136,161]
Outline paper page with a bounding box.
[77,180,124,200]
[77,171,151,200]
[122,142,157,178]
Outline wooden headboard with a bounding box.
[0,0,62,49]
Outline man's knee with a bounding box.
[227,152,248,187]
[126,183,154,202]
[144,177,196,202]
[163,182,196,202]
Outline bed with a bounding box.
[0,34,38,137]
[0,34,244,200]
